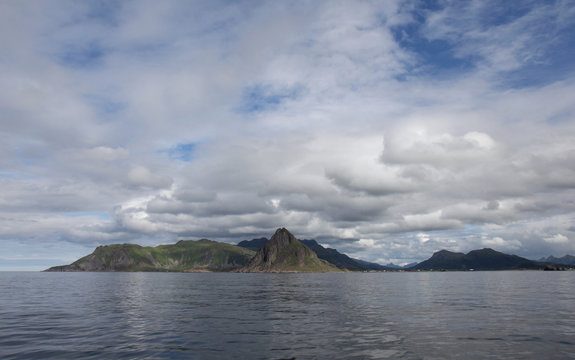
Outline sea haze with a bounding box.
[1,272,574,359]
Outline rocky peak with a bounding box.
[261,228,300,262]
[240,227,338,272]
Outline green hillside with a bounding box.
[46,239,255,272]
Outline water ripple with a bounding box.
[0,272,574,359]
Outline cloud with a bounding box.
[1,1,575,268]
[127,166,173,189]
[544,234,569,244]
[79,146,129,162]
[480,236,522,251]
[382,130,497,166]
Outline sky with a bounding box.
[1,0,575,270]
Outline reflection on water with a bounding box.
[0,272,574,359]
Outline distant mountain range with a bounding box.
[385,262,418,270]
[539,255,575,266]
[412,248,544,271]
[46,228,574,272]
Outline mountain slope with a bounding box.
[412,248,543,271]
[237,237,268,252]
[300,240,390,271]
[240,228,339,272]
[46,239,255,272]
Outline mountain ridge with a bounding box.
[539,254,575,266]
[412,248,544,271]
[46,239,255,272]
[45,230,571,272]
[236,237,268,252]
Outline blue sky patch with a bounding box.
[391,21,476,77]
[167,142,197,162]
[58,42,107,68]
[238,83,304,113]
[498,28,575,89]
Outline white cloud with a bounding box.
[1,1,575,268]
[382,130,498,166]
[480,236,522,251]
[416,233,430,244]
[544,234,569,244]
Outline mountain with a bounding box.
[238,237,389,271]
[237,237,268,252]
[45,239,255,272]
[539,255,575,266]
[240,228,339,272]
[300,240,390,271]
[385,262,418,270]
[412,248,544,271]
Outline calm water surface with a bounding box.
[0,271,574,359]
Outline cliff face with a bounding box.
[46,240,255,272]
[240,228,339,272]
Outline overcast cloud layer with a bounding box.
[1,0,575,270]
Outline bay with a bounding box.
[0,271,574,359]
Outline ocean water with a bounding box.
[0,271,574,359]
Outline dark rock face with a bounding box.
[240,228,338,272]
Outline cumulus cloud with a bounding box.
[382,130,498,166]
[544,234,569,244]
[1,0,575,269]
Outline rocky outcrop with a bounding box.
[239,228,339,272]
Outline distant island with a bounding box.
[45,227,574,272]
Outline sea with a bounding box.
[0,271,574,359]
